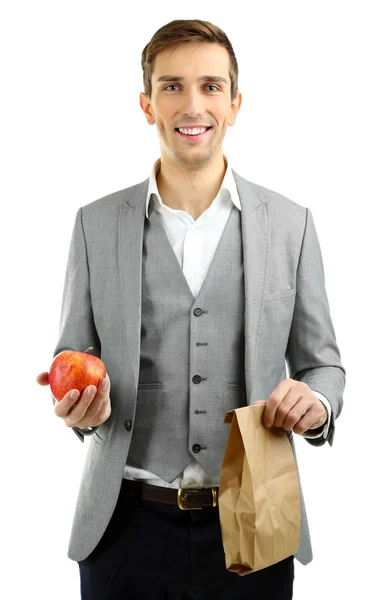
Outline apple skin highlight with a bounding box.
[49,349,106,401]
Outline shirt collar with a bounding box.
[145,155,241,218]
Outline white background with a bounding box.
[1,1,383,598]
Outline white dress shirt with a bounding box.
[121,156,332,489]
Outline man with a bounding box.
[37,18,346,599]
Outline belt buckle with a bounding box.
[177,487,218,510]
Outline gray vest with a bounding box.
[127,201,247,483]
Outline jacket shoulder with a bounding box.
[245,180,308,238]
[80,179,149,218]
[251,181,306,215]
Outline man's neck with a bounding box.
[156,155,227,221]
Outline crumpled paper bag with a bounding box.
[218,401,301,575]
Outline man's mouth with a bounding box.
[175,126,213,142]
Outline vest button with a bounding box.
[124,420,132,432]
[193,308,203,316]
[192,375,202,384]
[192,443,201,453]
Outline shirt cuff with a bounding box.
[301,391,332,439]
[74,427,98,436]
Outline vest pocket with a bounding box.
[227,382,246,390]
[137,382,163,389]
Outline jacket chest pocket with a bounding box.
[263,286,296,303]
[261,287,296,332]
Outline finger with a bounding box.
[86,395,111,428]
[36,372,49,386]
[291,406,317,434]
[63,385,98,426]
[251,400,267,405]
[283,400,311,432]
[64,375,109,427]
[98,373,110,394]
[273,389,308,428]
[78,375,110,422]
[54,388,80,419]
[76,385,109,427]
[263,379,297,428]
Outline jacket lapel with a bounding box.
[118,183,148,386]
[118,171,269,404]
[232,170,269,403]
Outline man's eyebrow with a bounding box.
[156,75,228,84]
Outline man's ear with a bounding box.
[139,92,155,125]
[228,91,242,127]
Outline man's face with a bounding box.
[140,42,242,168]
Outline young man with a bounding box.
[37,18,345,600]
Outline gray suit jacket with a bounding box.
[53,169,346,562]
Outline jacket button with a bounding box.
[192,443,201,453]
[193,308,203,316]
[124,420,132,432]
[192,375,202,384]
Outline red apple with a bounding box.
[49,347,106,401]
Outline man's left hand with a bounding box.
[257,378,328,434]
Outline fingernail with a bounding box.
[87,386,95,396]
[101,377,108,391]
[70,390,79,400]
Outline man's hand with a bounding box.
[36,371,112,429]
[252,378,328,434]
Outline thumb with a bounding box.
[36,372,49,386]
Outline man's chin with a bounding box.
[169,144,216,165]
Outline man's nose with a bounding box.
[180,89,206,116]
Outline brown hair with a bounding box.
[141,19,239,102]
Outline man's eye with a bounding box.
[163,84,220,92]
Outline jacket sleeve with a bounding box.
[285,207,346,447]
[52,208,101,443]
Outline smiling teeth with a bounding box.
[178,127,208,135]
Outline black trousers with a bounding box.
[78,481,295,599]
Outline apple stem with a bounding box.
[84,346,93,353]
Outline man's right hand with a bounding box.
[36,371,112,429]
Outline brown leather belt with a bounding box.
[121,478,219,510]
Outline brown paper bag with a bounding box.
[218,401,301,576]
